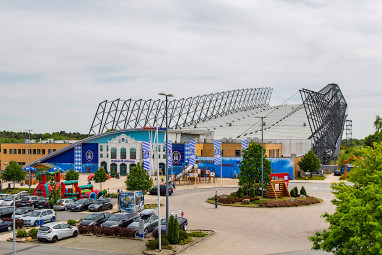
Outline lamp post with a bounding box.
[26,129,33,193]
[158,92,174,225]
[260,117,265,198]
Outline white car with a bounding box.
[0,194,11,205]
[53,199,74,211]
[37,222,78,243]
[21,209,56,227]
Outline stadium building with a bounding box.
[29,84,347,179]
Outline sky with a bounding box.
[0,0,381,139]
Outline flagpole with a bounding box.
[220,140,222,187]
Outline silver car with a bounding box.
[21,209,56,227]
[128,209,159,234]
[53,199,74,211]
[0,194,11,205]
[37,222,78,243]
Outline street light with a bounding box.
[158,92,174,225]
[255,117,265,197]
[26,129,33,193]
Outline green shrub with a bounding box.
[300,186,307,196]
[179,237,193,245]
[237,187,244,198]
[28,228,38,239]
[16,229,27,238]
[146,237,170,250]
[179,230,188,241]
[67,219,77,226]
[189,231,208,237]
[167,215,179,244]
[290,187,298,197]
[248,187,256,198]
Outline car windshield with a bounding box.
[39,226,50,231]
[134,214,151,223]
[27,211,41,217]
[108,214,124,221]
[85,214,100,220]
[94,200,105,205]
[74,200,85,204]
[0,195,8,199]
[4,196,14,201]
[15,208,28,214]
[21,197,30,201]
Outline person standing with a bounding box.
[214,190,218,209]
[107,188,110,198]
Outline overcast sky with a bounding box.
[0,0,381,139]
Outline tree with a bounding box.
[1,160,26,188]
[309,143,382,254]
[167,215,180,244]
[65,169,79,181]
[238,143,272,195]
[125,163,153,192]
[48,182,62,207]
[298,150,320,172]
[374,114,382,132]
[93,167,108,190]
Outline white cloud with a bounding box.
[0,0,381,138]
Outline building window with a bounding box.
[158,145,161,152]
[235,150,241,157]
[28,149,31,154]
[158,154,161,159]
[9,149,12,154]
[276,149,279,158]
[201,150,203,156]
[18,162,25,166]
[120,148,126,159]
[163,154,166,159]
[48,149,52,154]
[130,148,136,159]
[53,149,56,152]
[107,145,109,151]
[13,149,17,154]
[42,149,45,154]
[100,153,103,158]
[22,149,25,154]
[100,145,103,152]
[18,149,21,154]
[3,149,6,154]
[221,150,224,157]
[111,148,117,159]
[119,139,121,143]
[37,149,41,155]
[33,149,36,155]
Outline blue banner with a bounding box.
[167,140,172,168]
[241,139,248,152]
[142,141,150,171]
[172,144,185,166]
[189,140,196,166]
[213,140,221,165]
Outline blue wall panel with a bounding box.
[44,148,75,164]
[81,143,99,165]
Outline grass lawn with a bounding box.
[296,175,327,181]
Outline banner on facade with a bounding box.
[142,141,150,171]
[213,140,221,165]
[74,145,82,172]
[241,139,248,152]
[167,140,172,168]
[189,140,196,166]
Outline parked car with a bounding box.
[53,199,74,211]
[128,209,159,234]
[12,207,34,219]
[0,207,13,218]
[312,171,324,177]
[38,198,50,209]
[37,222,78,243]
[0,219,13,232]
[21,209,56,227]
[149,185,174,196]
[69,199,94,212]
[2,194,27,207]
[18,196,41,208]
[154,216,188,233]
[334,170,341,176]
[0,194,11,205]
[88,199,113,212]
[79,212,111,226]
[101,212,139,228]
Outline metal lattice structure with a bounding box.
[300,84,347,164]
[89,88,272,135]
[345,120,353,146]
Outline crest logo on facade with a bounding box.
[173,151,181,163]
[143,150,150,159]
[85,150,94,161]
[214,149,220,155]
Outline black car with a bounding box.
[334,170,341,176]
[88,199,113,212]
[70,199,94,212]
[38,198,50,209]
[0,219,13,232]
[13,207,34,219]
[79,212,111,226]
[101,212,139,228]
[149,185,174,196]
[18,196,41,208]
[0,207,13,218]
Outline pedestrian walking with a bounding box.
[214,190,218,209]
[172,181,176,190]
[107,188,110,198]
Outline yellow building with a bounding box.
[195,143,282,158]
[0,143,71,170]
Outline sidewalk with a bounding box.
[289,174,342,184]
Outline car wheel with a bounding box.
[34,221,39,227]
[52,236,58,243]
[64,206,68,211]
[51,216,56,222]
[144,228,148,235]
[31,204,34,209]
[183,224,187,231]
[7,225,12,231]
[109,205,113,210]
[73,231,78,237]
